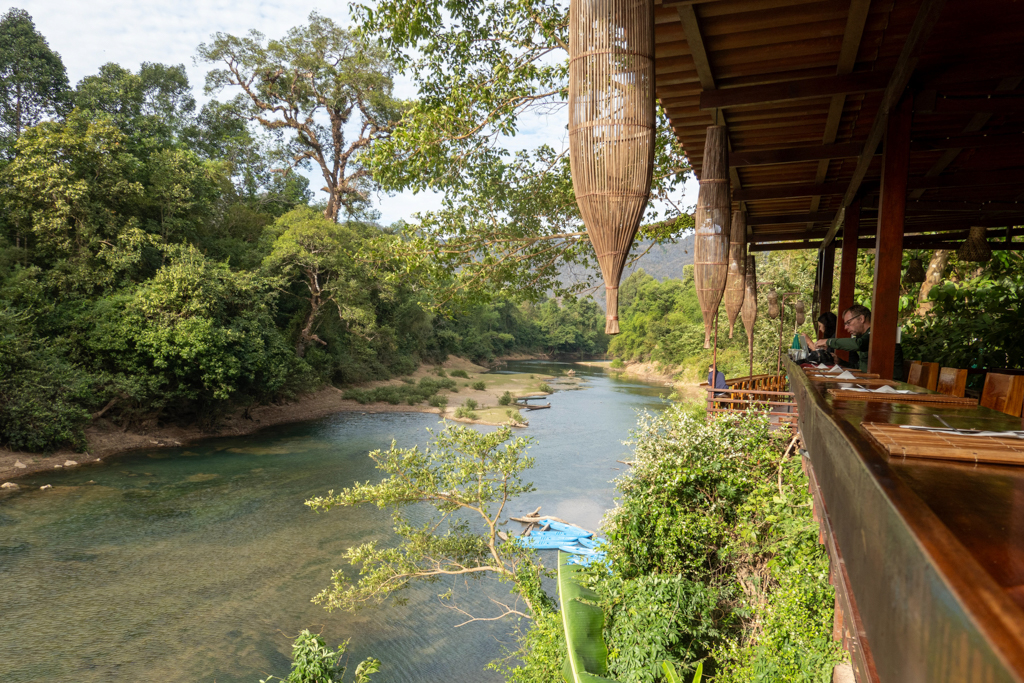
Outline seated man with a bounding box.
[814,304,904,379]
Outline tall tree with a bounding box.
[0,8,70,144]
[198,12,403,223]
[74,62,196,148]
[355,0,692,305]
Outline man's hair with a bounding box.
[844,304,871,322]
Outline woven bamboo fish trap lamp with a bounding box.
[767,289,780,319]
[794,299,806,328]
[958,226,992,262]
[694,126,731,348]
[741,255,757,377]
[903,258,926,285]
[724,210,746,338]
[568,0,655,334]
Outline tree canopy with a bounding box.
[198,12,403,222]
[0,8,70,146]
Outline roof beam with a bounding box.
[753,236,1024,253]
[909,76,1022,200]
[733,181,852,202]
[676,6,714,91]
[809,0,872,222]
[932,94,1024,115]
[747,212,839,226]
[907,168,1024,190]
[729,142,866,167]
[699,71,890,110]
[910,132,1024,152]
[819,0,950,251]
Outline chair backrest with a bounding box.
[905,360,920,382]
[936,367,968,398]
[981,373,1024,416]
[907,361,939,391]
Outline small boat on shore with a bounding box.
[520,402,550,410]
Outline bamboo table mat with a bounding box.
[863,422,1024,465]
[809,376,896,386]
[828,388,978,406]
[803,369,880,378]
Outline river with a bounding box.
[0,361,669,683]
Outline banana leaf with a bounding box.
[557,550,619,683]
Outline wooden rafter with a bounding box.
[819,0,950,251]
[700,71,890,110]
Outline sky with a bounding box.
[15,0,696,224]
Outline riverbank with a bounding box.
[577,360,706,400]
[0,356,562,484]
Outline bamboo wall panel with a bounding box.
[725,210,747,338]
[569,0,655,334]
[694,125,731,348]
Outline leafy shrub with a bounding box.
[498,391,514,406]
[471,381,486,390]
[538,383,552,393]
[258,629,379,683]
[428,394,448,408]
[453,406,478,420]
[463,398,478,410]
[592,404,842,681]
[610,358,625,369]
[434,366,448,377]
[400,377,415,384]
[342,376,458,406]
[505,408,525,423]
[450,369,470,379]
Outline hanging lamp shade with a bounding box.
[741,254,758,360]
[724,210,746,338]
[903,257,926,284]
[794,300,806,327]
[694,126,732,348]
[569,0,655,334]
[958,226,992,263]
[767,289,780,319]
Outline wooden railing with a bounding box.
[701,373,799,427]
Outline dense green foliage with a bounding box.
[608,255,817,381]
[259,629,380,683]
[305,424,552,617]
[901,249,1024,382]
[501,407,843,683]
[0,12,607,453]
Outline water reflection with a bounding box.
[0,362,668,683]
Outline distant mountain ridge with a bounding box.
[559,233,695,306]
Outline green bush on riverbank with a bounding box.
[499,405,843,682]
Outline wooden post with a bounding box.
[818,242,836,318]
[835,201,860,362]
[868,96,912,380]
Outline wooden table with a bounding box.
[787,358,1024,683]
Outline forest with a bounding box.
[0,8,615,453]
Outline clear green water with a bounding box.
[0,362,668,683]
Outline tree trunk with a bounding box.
[916,249,949,316]
[296,272,327,357]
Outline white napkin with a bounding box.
[835,371,857,380]
[826,365,844,374]
[815,363,829,369]
[871,384,913,394]
[899,425,1024,439]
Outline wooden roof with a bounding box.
[653,0,1024,252]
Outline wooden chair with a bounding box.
[905,360,920,382]
[907,361,939,391]
[980,373,1024,417]
[936,367,968,398]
